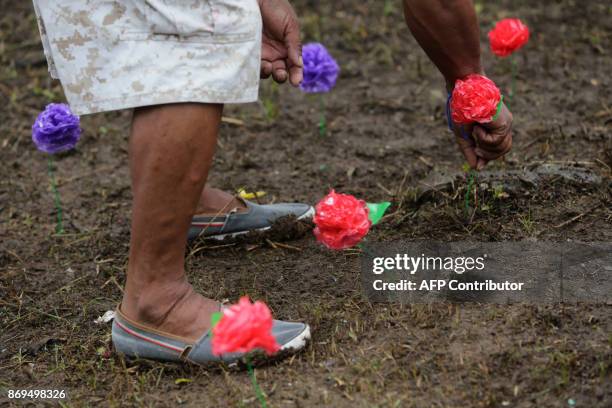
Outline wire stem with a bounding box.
[464,170,477,214]
[509,54,517,105]
[318,94,326,136]
[48,156,64,234]
[247,357,267,408]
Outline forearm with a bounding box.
[403,0,483,88]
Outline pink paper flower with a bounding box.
[489,18,530,57]
[451,74,502,124]
[313,190,371,250]
[212,297,280,356]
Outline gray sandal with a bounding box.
[188,199,314,241]
[112,307,311,365]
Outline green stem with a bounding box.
[318,94,326,136]
[357,241,375,258]
[464,170,476,214]
[247,357,267,408]
[48,156,64,234]
[509,54,517,105]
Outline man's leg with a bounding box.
[121,103,222,341]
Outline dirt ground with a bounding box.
[1,0,611,407]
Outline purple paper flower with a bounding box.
[32,103,81,154]
[300,43,339,93]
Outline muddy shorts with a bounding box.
[32,0,262,115]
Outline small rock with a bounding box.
[94,310,115,324]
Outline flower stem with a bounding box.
[464,169,477,214]
[48,156,64,234]
[318,94,326,136]
[509,54,517,105]
[247,357,267,408]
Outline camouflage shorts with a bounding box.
[33,0,262,115]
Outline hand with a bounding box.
[258,0,303,86]
[453,103,513,170]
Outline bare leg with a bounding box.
[121,103,222,341]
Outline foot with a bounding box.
[115,279,311,365]
[196,186,247,216]
[112,303,311,365]
[189,199,315,241]
[121,279,219,342]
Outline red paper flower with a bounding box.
[313,190,371,250]
[212,296,280,356]
[451,74,502,125]
[488,18,530,57]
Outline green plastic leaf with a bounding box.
[209,311,223,340]
[211,311,222,328]
[366,202,391,225]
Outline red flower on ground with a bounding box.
[212,296,280,356]
[313,190,371,250]
[488,18,530,57]
[451,74,502,125]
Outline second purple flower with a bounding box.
[300,43,339,136]
[32,103,81,234]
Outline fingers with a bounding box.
[457,136,490,170]
[288,56,303,87]
[261,56,302,86]
[283,24,303,86]
[473,126,512,161]
[450,101,513,171]
[475,140,512,160]
[456,136,478,169]
[260,60,273,79]
[259,0,302,86]
[473,125,507,150]
[476,157,489,170]
[261,58,290,83]
[473,104,513,152]
[271,59,288,83]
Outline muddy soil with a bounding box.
[1,0,611,407]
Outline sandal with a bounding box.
[111,307,311,365]
[189,198,314,241]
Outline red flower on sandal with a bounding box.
[212,296,280,356]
